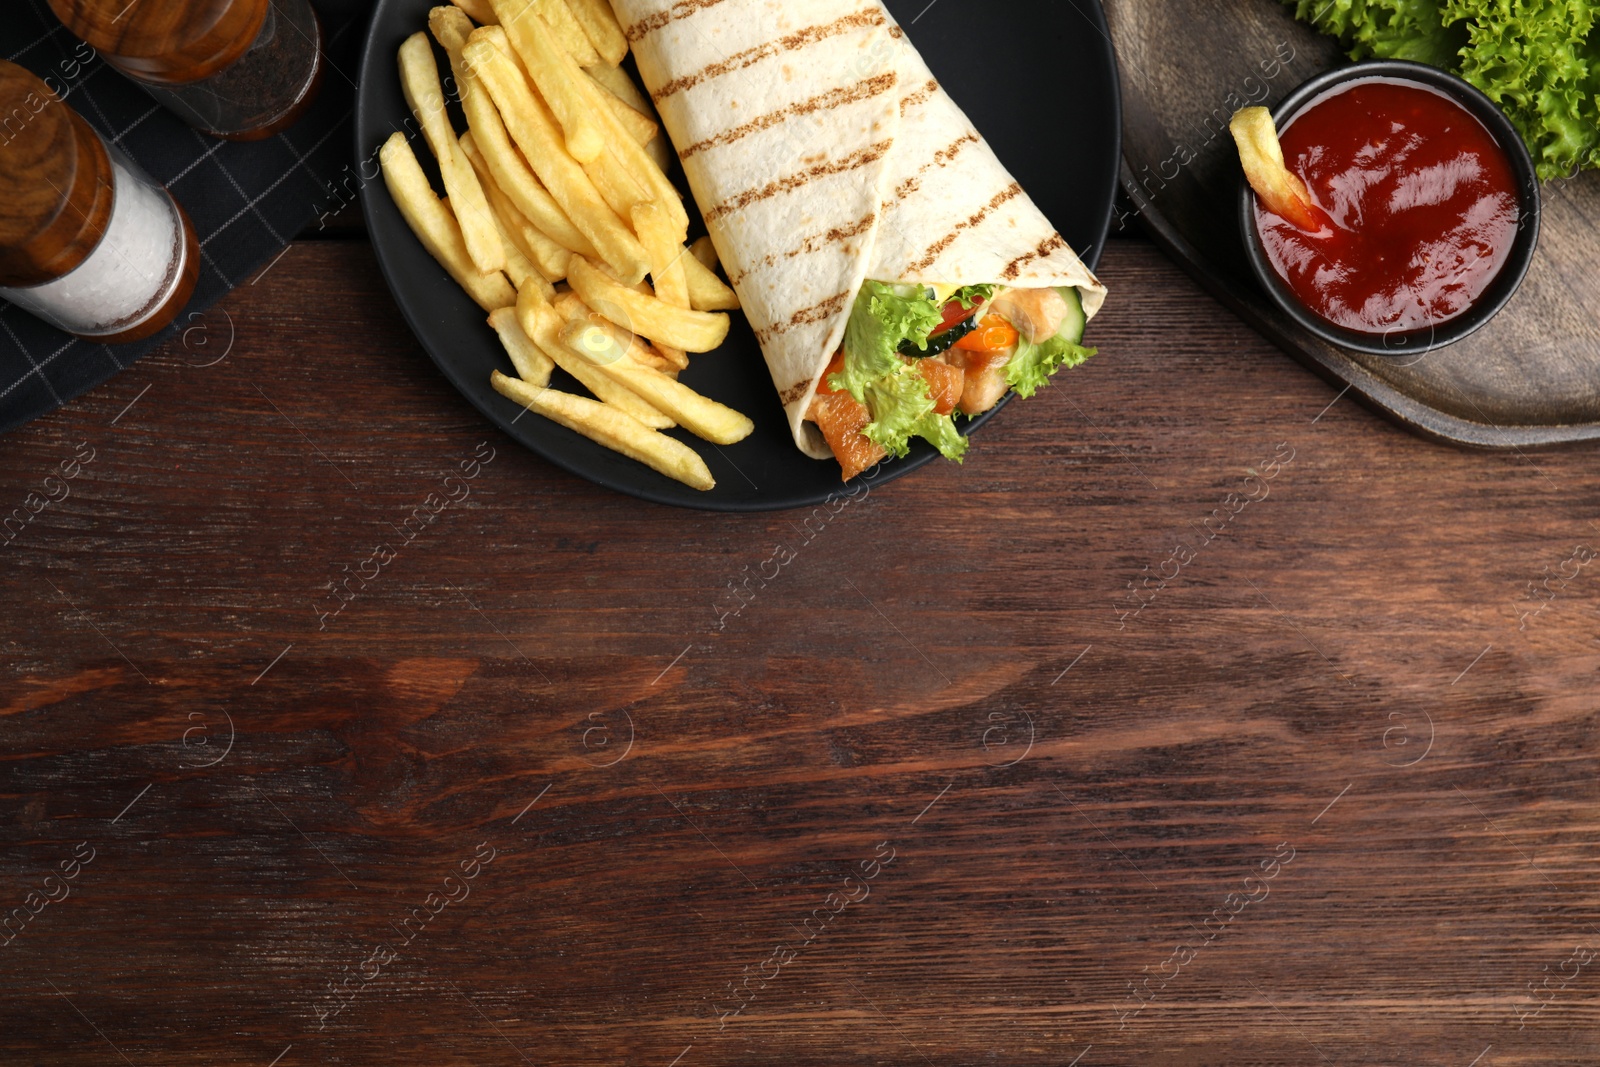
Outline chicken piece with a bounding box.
[955,347,1014,415]
[988,287,1068,344]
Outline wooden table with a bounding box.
[3,231,1597,1066]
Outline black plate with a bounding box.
[356,0,1120,511]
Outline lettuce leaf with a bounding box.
[829,280,969,462]
[1005,336,1096,399]
[1290,0,1465,67]
[1443,0,1600,179]
[910,406,970,461]
[831,281,942,402]
[1289,0,1600,180]
[861,368,967,462]
[952,284,996,310]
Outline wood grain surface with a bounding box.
[2,237,1599,1066]
[1106,0,1600,448]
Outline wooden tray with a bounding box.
[1105,0,1600,448]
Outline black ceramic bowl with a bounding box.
[1239,59,1540,358]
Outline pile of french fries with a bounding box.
[380,0,751,491]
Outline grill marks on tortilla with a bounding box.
[779,381,813,407]
[756,291,851,344]
[704,140,892,223]
[624,0,732,43]
[678,73,897,161]
[891,131,978,203]
[727,129,981,283]
[907,182,1024,274]
[727,211,877,287]
[1001,234,1068,280]
[652,9,889,102]
[900,77,938,115]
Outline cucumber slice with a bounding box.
[1053,286,1087,345]
[900,312,980,357]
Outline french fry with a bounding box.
[399,32,504,273]
[538,0,601,63]
[432,9,599,259]
[1230,107,1326,233]
[552,291,677,372]
[652,345,690,375]
[466,30,650,283]
[549,289,594,322]
[587,121,687,238]
[587,80,658,147]
[496,0,600,66]
[570,74,688,238]
[380,133,516,312]
[528,47,684,235]
[459,131,573,281]
[466,90,598,259]
[392,1,751,491]
[634,203,689,310]
[633,201,690,370]
[485,17,649,226]
[563,0,628,66]
[495,215,548,296]
[628,348,681,374]
[649,341,688,372]
[688,236,718,271]
[487,1,602,161]
[568,256,729,352]
[430,7,484,66]
[468,23,663,246]
[379,139,512,313]
[518,286,674,428]
[513,279,550,328]
[638,120,674,175]
[501,196,574,281]
[559,318,753,444]
[491,371,713,490]
[683,249,739,311]
[585,62,654,117]
[585,141,652,221]
[488,307,554,387]
[439,144,544,297]
[452,0,497,23]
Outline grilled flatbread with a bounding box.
[613,0,1107,457]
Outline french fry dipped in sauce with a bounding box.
[1230,107,1328,234]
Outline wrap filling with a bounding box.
[807,281,1097,479]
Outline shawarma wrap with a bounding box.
[611,0,1108,476]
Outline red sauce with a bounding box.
[1257,79,1520,335]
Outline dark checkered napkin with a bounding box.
[0,0,367,435]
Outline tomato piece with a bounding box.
[916,358,964,415]
[954,314,1019,354]
[810,391,887,481]
[933,297,979,335]
[815,349,848,395]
